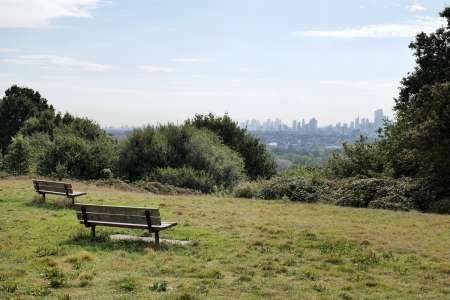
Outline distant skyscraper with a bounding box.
[374,109,384,128]
[309,118,318,131]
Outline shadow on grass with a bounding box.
[59,230,167,253]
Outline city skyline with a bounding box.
[240,109,385,134]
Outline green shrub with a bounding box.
[148,167,216,193]
[186,113,276,180]
[233,181,264,198]
[38,131,117,180]
[333,177,422,211]
[327,136,387,179]
[428,198,450,214]
[185,130,245,189]
[149,281,168,292]
[4,134,32,175]
[259,176,319,202]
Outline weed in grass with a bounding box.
[114,277,138,293]
[352,250,380,267]
[41,257,57,267]
[28,287,51,297]
[300,270,319,281]
[149,280,169,292]
[65,251,93,269]
[324,256,344,265]
[59,294,71,300]
[176,293,196,300]
[197,268,224,279]
[35,246,65,257]
[311,283,327,292]
[365,281,378,288]
[0,282,18,293]
[44,268,67,288]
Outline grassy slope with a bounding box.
[0,178,449,300]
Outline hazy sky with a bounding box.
[0,0,448,127]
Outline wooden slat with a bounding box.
[38,187,68,193]
[74,204,160,217]
[33,180,73,194]
[79,221,177,231]
[76,212,161,225]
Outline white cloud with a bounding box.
[171,58,211,63]
[408,4,426,12]
[0,0,105,28]
[293,17,443,38]
[138,65,176,73]
[2,54,112,71]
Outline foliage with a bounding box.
[3,135,32,175]
[327,136,386,178]
[187,113,276,180]
[148,167,216,193]
[259,176,319,202]
[233,181,264,198]
[380,9,450,196]
[332,177,429,211]
[0,85,53,154]
[118,125,245,190]
[428,197,450,214]
[37,131,117,180]
[184,129,245,189]
[117,126,170,180]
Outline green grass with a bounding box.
[0,177,449,299]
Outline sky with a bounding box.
[0,0,448,127]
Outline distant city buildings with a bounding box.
[239,109,386,137]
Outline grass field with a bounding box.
[0,177,449,299]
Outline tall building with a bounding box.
[309,118,318,131]
[374,109,384,129]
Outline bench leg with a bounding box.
[154,231,160,250]
[42,193,46,201]
[91,226,96,241]
[70,197,75,206]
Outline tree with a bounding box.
[4,135,32,175]
[0,85,53,154]
[383,8,450,185]
[186,113,276,179]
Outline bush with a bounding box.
[233,181,264,198]
[38,131,117,179]
[428,198,450,214]
[185,130,245,189]
[187,113,276,180]
[327,136,386,178]
[333,177,421,211]
[259,176,319,202]
[148,167,216,193]
[4,134,32,175]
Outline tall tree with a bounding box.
[384,8,450,194]
[0,85,53,154]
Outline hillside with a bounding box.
[0,177,449,299]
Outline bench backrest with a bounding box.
[33,180,73,195]
[74,204,162,226]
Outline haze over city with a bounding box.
[0,0,447,126]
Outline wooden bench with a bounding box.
[33,180,87,205]
[74,203,177,249]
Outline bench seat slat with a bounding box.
[38,190,86,197]
[73,204,160,216]
[79,220,177,230]
[76,212,161,225]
